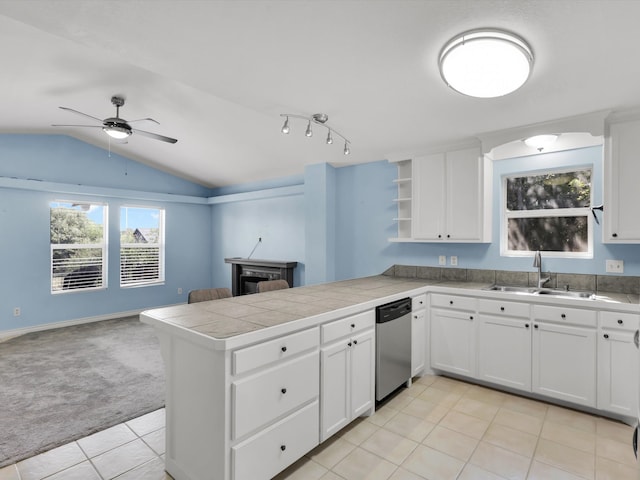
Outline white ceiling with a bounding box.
[1,0,639,188]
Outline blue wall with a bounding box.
[0,135,212,332]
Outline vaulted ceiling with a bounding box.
[1,1,639,187]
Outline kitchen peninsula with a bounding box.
[141,268,639,480]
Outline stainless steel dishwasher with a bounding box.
[375,297,412,401]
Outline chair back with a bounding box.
[188,287,232,304]
[256,279,290,293]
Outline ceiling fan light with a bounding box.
[103,125,131,139]
[305,120,313,137]
[439,29,534,98]
[524,134,559,151]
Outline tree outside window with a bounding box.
[120,206,165,287]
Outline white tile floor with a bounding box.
[1,375,639,480]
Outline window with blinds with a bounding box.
[50,201,107,293]
[120,206,165,287]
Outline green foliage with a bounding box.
[50,208,103,244]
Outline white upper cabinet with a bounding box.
[604,117,640,242]
[390,145,491,242]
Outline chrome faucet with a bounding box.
[533,250,550,288]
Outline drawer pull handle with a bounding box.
[500,307,505,311]
[604,334,609,339]
[634,330,639,348]
[525,323,530,328]
[281,388,287,394]
[280,445,286,451]
[618,319,624,325]
[534,324,539,329]
[281,346,287,353]
[469,316,474,320]
[561,313,566,319]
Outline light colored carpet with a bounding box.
[0,316,165,467]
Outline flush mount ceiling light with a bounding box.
[439,29,534,98]
[524,134,559,151]
[280,113,351,155]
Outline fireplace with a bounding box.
[224,258,297,296]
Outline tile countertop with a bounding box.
[140,275,639,349]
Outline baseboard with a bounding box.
[0,304,183,340]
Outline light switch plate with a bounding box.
[450,256,458,266]
[438,255,446,266]
[606,259,624,273]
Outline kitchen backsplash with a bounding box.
[383,265,640,295]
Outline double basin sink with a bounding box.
[484,285,596,300]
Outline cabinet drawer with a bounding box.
[233,327,319,375]
[600,311,640,331]
[232,401,319,480]
[412,294,427,311]
[478,298,529,318]
[321,310,374,344]
[232,351,319,439]
[431,293,476,312]
[533,305,597,328]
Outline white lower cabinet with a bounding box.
[232,401,319,480]
[478,315,532,391]
[430,307,477,377]
[411,309,426,377]
[320,311,375,442]
[598,311,640,416]
[532,306,597,407]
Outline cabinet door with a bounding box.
[320,340,350,441]
[605,119,640,242]
[430,308,476,377]
[350,329,375,418]
[532,323,596,407]
[411,310,426,377]
[445,147,482,241]
[478,315,531,392]
[597,329,639,416]
[412,153,445,240]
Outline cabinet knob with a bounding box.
[469,316,474,320]
[534,324,539,329]
[281,388,287,394]
[525,323,530,328]
[500,306,505,311]
[604,334,609,339]
[347,342,352,347]
[351,323,355,328]
[438,234,442,238]
[561,313,566,319]
[613,232,618,238]
[354,339,358,344]
[449,300,454,305]
[280,445,286,451]
[618,319,624,325]
[419,301,423,305]
[447,234,451,238]
[281,346,287,353]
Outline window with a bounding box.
[50,201,107,293]
[502,168,593,257]
[120,206,165,287]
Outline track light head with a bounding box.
[279,113,351,154]
[305,120,313,137]
[326,130,333,144]
[343,142,350,155]
[281,116,290,134]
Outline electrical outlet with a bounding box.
[13,307,20,317]
[177,287,183,295]
[605,259,624,273]
[450,256,458,266]
[438,255,446,266]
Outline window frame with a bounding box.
[119,205,165,288]
[50,201,108,294]
[500,166,594,259]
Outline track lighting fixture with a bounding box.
[280,113,351,154]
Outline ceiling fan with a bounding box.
[52,96,178,144]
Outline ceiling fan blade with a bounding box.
[51,124,103,128]
[132,128,178,144]
[58,106,104,123]
[128,117,160,125]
